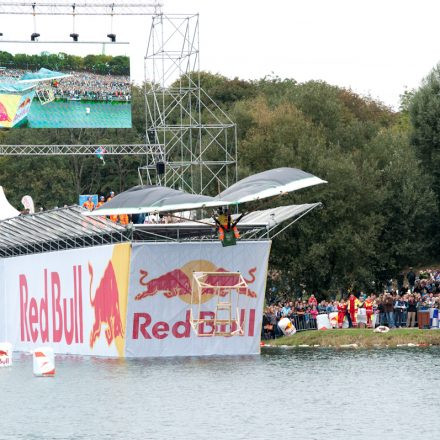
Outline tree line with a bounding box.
[0,67,439,298]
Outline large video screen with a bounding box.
[0,42,131,129]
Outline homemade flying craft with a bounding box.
[84,167,327,246]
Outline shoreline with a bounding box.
[262,328,440,348]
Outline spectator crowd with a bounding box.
[0,68,130,101]
[262,269,440,339]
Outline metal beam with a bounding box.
[0,144,161,155]
[0,2,163,15]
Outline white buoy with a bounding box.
[0,342,12,367]
[317,314,332,330]
[328,312,338,328]
[373,325,390,333]
[277,317,296,336]
[33,347,55,377]
[86,107,90,114]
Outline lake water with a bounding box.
[25,100,132,128]
[2,347,438,439]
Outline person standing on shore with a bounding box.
[347,293,359,327]
[365,296,374,328]
[384,293,395,328]
[394,295,406,328]
[337,299,347,328]
[406,295,417,328]
[407,268,416,293]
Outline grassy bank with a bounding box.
[264,329,440,348]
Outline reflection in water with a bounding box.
[2,348,439,439]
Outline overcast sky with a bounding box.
[1,0,439,109]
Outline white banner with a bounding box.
[1,243,131,357]
[125,241,271,357]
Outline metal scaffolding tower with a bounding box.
[140,14,237,194]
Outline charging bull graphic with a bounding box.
[135,259,257,304]
[0,102,11,122]
[88,243,131,357]
[89,262,124,349]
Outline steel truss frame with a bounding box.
[0,144,160,155]
[140,13,238,194]
[0,2,162,16]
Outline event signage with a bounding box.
[0,241,271,357]
[1,243,131,357]
[125,242,271,357]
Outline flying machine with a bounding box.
[84,167,327,246]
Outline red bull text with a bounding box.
[19,266,84,344]
[132,309,256,339]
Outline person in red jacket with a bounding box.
[337,299,347,328]
[364,296,374,328]
[308,294,318,307]
[347,293,360,327]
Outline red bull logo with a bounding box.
[0,349,10,366]
[88,261,124,349]
[0,101,11,122]
[19,266,84,345]
[135,260,257,303]
[88,243,130,357]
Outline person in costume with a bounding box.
[214,207,240,242]
[337,299,348,328]
[364,296,374,328]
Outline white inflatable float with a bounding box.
[0,342,12,367]
[317,314,332,330]
[278,317,296,336]
[33,347,55,377]
[373,325,390,333]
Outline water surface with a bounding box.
[2,348,438,439]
